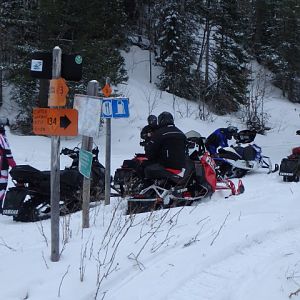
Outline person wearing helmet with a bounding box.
[205,126,238,155]
[0,122,16,213]
[143,111,186,181]
[140,114,158,147]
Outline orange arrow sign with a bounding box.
[101,83,112,97]
[48,78,69,106]
[33,108,78,136]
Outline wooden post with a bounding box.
[82,80,99,228]
[50,46,62,262]
[104,78,111,205]
[105,118,111,205]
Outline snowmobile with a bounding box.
[212,130,278,178]
[279,131,300,182]
[2,146,105,222]
[113,130,244,214]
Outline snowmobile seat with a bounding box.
[144,158,194,186]
[122,159,140,169]
[217,148,241,161]
[10,165,44,183]
[167,158,195,186]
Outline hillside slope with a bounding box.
[0,46,300,300]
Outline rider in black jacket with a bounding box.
[144,112,186,180]
[140,115,158,147]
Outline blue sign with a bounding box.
[101,98,129,119]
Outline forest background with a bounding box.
[0,0,299,133]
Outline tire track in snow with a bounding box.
[164,226,300,300]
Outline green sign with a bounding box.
[79,149,93,178]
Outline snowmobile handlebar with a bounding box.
[60,147,80,156]
[60,146,100,160]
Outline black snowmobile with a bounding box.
[279,130,300,182]
[2,146,105,222]
[114,130,244,214]
[213,130,278,178]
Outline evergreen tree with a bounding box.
[0,0,39,131]
[1,0,128,133]
[210,0,250,114]
[154,0,198,100]
[251,0,300,103]
[272,0,300,102]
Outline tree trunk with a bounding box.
[253,0,265,53]
[0,68,2,107]
[38,79,49,108]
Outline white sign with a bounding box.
[73,94,102,137]
[31,59,43,72]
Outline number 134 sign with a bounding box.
[33,108,78,136]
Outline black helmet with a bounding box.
[227,126,238,135]
[147,115,157,127]
[158,111,174,127]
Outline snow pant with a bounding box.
[0,169,8,211]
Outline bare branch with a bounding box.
[58,265,70,298]
[41,251,49,269]
[210,212,230,246]
[35,221,49,247]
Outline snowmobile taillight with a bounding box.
[132,194,146,199]
[183,191,192,198]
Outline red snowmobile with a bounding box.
[113,130,244,214]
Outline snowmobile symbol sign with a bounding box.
[33,108,78,136]
[101,98,129,118]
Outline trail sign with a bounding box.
[30,52,52,79]
[48,78,69,106]
[33,108,78,136]
[61,54,83,82]
[30,52,83,81]
[73,94,102,137]
[101,83,112,97]
[79,149,93,178]
[101,98,130,118]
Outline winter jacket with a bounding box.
[0,134,16,170]
[205,128,232,155]
[140,124,158,141]
[145,124,186,170]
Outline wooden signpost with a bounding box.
[31,46,83,262]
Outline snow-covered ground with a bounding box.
[1,46,300,300]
